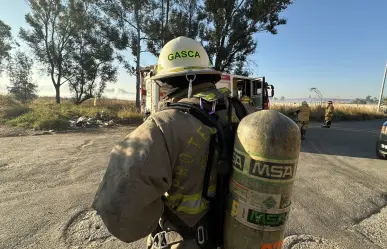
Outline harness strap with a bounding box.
[162,207,197,239]
[228,97,247,120]
[162,206,214,249]
[150,230,184,249]
[159,99,248,249]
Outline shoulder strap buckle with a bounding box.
[152,231,168,249]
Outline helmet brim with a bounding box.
[151,69,222,81]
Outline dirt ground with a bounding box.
[1,120,387,249]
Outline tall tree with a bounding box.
[0,20,13,75]
[20,0,79,104]
[63,1,117,104]
[7,51,38,103]
[96,0,152,110]
[202,0,292,73]
[144,0,291,74]
[144,0,205,57]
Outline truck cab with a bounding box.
[140,68,274,120]
[216,73,274,110]
[139,65,168,121]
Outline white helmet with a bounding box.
[151,36,222,80]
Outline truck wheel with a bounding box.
[376,142,387,159]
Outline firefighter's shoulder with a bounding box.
[147,107,213,134]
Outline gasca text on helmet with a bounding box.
[168,50,201,61]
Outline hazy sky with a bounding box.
[1,0,386,100]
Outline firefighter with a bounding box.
[240,92,258,114]
[239,85,251,105]
[237,87,243,99]
[240,94,252,105]
[91,36,252,249]
[322,100,334,128]
[294,101,311,140]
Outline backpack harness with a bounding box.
[150,96,247,249]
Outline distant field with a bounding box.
[1,95,386,130]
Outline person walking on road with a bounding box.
[322,100,334,128]
[91,36,252,249]
[294,101,311,140]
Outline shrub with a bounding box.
[3,96,142,130]
[0,94,30,119]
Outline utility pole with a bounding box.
[377,61,387,112]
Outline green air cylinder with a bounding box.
[224,110,301,249]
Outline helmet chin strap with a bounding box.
[185,72,217,114]
[199,98,217,115]
[186,73,196,98]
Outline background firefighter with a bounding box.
[91,36,252,249]
[322,100,334,128]
[240,94,252,105]
[239,91,258,114]
[294,101,311,140]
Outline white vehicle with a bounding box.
[216,73,274,109]
[139,65,274,121]
[139,65,168,121]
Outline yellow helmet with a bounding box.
[151,36,222,80]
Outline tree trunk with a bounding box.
[135,5,141,110]
[164,0,170,44]
[76,96,91,105]
[161,0,164,41]
[188,0,193,36]
[55,84,61,104]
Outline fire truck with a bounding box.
[139,65,274,120]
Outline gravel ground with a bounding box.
[0,120,386,249]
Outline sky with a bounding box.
[0,0,386,100]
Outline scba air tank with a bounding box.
[224,110,301,249]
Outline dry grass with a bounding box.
[0,95,30,120]
[2,94,386,130]
[270,103,387,121]
[1,95,142,130]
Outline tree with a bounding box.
[351,98,366,104]
[63,1,117,104]
[351,96,379,104]
[96,0,152,110]
[233,60,250,76]
[280,96,285,101]
[202,0,292,73]
[0,20,13,75]
[20,0,79,104]
[7,51,38,103]
[144,0,291,74]
[144,0,205,57]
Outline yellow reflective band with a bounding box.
[175,200,208,214]
[165,184,216,201]
[218,87,231,95]
[194,92,217,102]
[164,185,217,215]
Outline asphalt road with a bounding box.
[0,120,386,249]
